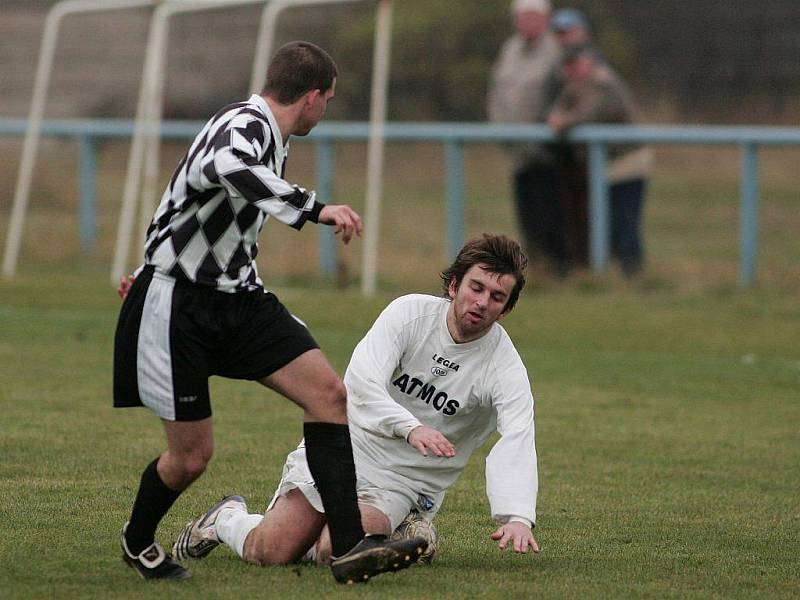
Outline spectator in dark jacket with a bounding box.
[547,44,653,277]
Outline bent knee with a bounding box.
[244,540,301,566]
[307,379,348,423]
[179,451,212,481]
[325,380,348,412]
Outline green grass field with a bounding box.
[1,270,798,599]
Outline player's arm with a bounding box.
[484,353,539,553]
[211,114,354,234]
[345,298,426,441]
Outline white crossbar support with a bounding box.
[360,0,392,296]
[2,0,157,279]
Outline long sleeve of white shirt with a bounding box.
[485,353,538,525]
[344,296,427,440]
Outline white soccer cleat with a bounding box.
[391,511,439,565]
[172,495,248,561]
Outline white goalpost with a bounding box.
[5,0,393,297]
[2,0,160,279]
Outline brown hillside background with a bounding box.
[0,1,798,292]
[2,0,799,123]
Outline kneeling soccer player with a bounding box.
[173,234,540,569]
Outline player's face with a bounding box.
[446,264,517,343]
[295,78,336,136]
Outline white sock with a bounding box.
[216,508,264,559]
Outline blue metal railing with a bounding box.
[2,117,799,286]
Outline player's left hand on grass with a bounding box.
[118,275,136,300]
[491,521,540,554]
[318,204,363,244]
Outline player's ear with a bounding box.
[447,277,458,300]
[304,88,321,106]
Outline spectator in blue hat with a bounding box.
[547,44,653,277]
[550,8,591,47]
[533,7,597,273]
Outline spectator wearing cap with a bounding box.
[538,8,595,273]
[550,8,591,47]
[547,44,653,277]
[487,0,569,276]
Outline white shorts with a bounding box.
[267,444,439,531]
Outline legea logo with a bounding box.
[431,366,448,376]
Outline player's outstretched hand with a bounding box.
[490,522,540,554]
[118,274,136,300]
[407,426,455,458]
[318,204,363,244]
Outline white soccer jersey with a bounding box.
[344,294,538,525]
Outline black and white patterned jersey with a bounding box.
[141,94,323,293]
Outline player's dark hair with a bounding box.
[262,41,338,104]
[440,234,528,313]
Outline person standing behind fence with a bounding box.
[546,44,653,277]
[545,7,594,270]
[550,8,592,48]
[487,0,567,276]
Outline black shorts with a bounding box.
[113,266,319,421]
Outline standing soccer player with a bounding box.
[173,234,540,567]
[113,41,425,583]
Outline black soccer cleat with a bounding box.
[330,533,428,584]
[121,523,191,581]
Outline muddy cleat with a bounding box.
[392,511,439,565]
[330,533,428,584]
[121,523,191,580]
[173,495,248,561]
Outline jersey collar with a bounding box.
[249,94,288,161]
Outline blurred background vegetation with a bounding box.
[2,0,799,123]
[0,1,798,293]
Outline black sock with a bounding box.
[124,457,182,555]
[303,422,365,556]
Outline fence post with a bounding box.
[445,140,464,260]
[78,134,97,253]
[739,142,759,287]
[588,141,610,273]
[316,140,336,278]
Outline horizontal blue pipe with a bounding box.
[2,118,800,145]
[4,117,797,288]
